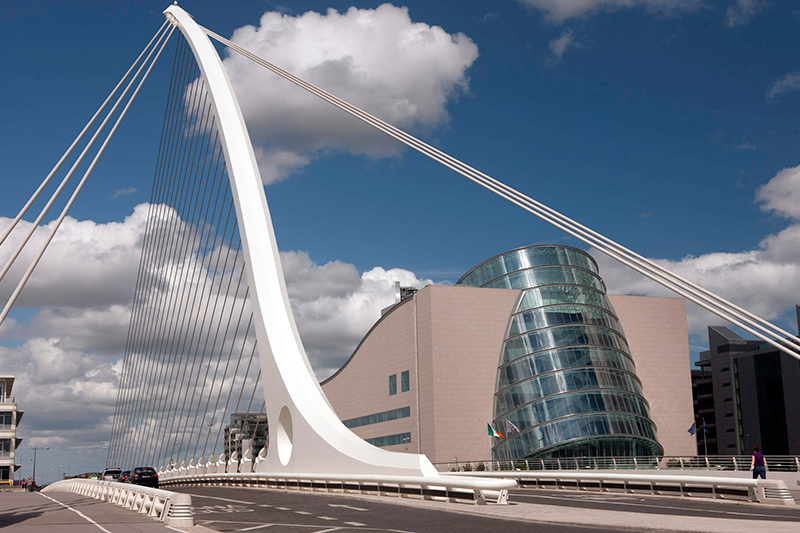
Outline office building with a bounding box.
[695,308,800,455]
[322,245,695,462]
[223,412,268,462]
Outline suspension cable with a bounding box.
[0,20,169,253]
[203,27,800,360]
[0,27,176,330]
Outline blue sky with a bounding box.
[1,0,799,478]
[2,1,798,271]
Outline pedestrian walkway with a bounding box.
[0,491,208,532]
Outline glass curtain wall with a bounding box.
[458,245,664,460]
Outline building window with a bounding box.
[365,432,412,448]
[0,439,10,458]
[342,407,411,429]
[401,371,410,392]
[0,412,11,430]
[0,466,9,481]
[389,374,397,396]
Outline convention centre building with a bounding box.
[321,245,696,463]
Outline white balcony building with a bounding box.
[0,376,23,486]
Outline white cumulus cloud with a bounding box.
[724,0,769,28]
[756,164,800,220]
[766,72,800,102]
[516,0,702,23]
[594,164,800,339]
[218,4,479,183]
[548,30,579,64]
[0,204,434,462]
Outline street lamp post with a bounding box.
[31,446,49,488]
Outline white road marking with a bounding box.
[310,528,341,533]
[37,493,113,533]
[514,491,793,519]
[237,525,272,531]
[295,510,312,515]
[195,504,255,514]
[344,521,366,526]
[276,506,291,510]
[318,516,338,520]
[183,492,256,504]
[328,503,368,512]
[259,503,273,507]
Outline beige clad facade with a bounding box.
[607,295,696,456]
[322,285,519,463]
[322,286,695,463]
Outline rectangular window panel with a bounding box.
[365,432,412,448]
[401,370,410,392]
[342,406,411,429]
[389,374,397,396]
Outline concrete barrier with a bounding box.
[42,479,193,526]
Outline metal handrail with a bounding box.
[443,470,796,505]
[434,455,800,473]
[159,470,516,505]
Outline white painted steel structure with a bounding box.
[161,5,504,487]
[160,471,512,504]
[42,478,194,527]
[444,470,796,506]
[1,3,798,500]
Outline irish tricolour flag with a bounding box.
[487,423,504,438]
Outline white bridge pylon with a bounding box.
[162,5,437,478]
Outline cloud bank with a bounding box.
[0,204,431,458]
[594,163,800,340]
[220,4,479,183]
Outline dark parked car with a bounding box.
[130,467,158,488]
[120,471,131,483]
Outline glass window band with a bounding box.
[458,246,599,287]
[494,390,654,434]
[491,413,662,459]
[496,346,638,391]
[502,324,631,365]
[494,367,645,418]
[342,406,411,429]
[483,266,606,293]
[508,304,623,338]
[365,432,412,448]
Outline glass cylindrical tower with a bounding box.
[458,245,663,460]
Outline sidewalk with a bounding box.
[0,492,211,532]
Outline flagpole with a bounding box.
[703,418,708,456]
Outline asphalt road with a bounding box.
[510,488,800,522]
[174,486,610,533]
[172,485,800,533]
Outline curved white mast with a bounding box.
[163,4,436,477]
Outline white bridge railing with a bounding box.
[435,455,800,473]
[444,470,796,506]
[160,471,516,505]
[42,479,193,527]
